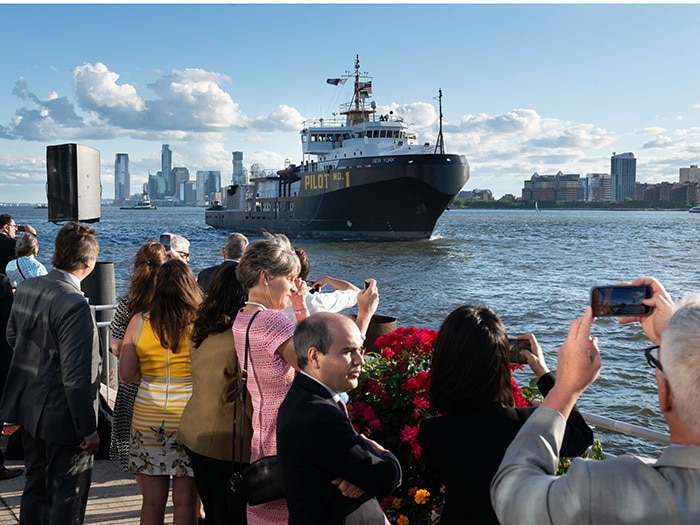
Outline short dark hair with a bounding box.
[52,221,99,271]
[294,313,333,369]
[429,304,514,414]
[0,214,14,228]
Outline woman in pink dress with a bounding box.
[233,233,308,525]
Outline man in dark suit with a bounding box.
[0,274,23,480]
[0,221,102,524]
[277,312,401,525]
[197,232,248,293]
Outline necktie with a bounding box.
[337,398,349,419]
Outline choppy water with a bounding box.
[8,205,700,456]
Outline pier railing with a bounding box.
[90,303,672,449]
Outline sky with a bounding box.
[2,2,700,203]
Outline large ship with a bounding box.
[205,56,469,241]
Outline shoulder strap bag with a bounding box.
[230,310,285,506]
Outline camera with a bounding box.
[590,284,653,317]
[508,338,531,365]
[306,281,320,294]
[17,225,25,232]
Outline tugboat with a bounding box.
[205,55,469,241]
[120,192,157,210]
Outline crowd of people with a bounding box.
[1,212,700,524]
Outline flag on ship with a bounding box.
[359,81,373,97]
[326,78,348,86]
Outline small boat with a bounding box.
[205,55,470,241]
[689,205,700,213]
[35,203,48,209]
[120,193,157,210]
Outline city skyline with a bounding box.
[3,3,700,202]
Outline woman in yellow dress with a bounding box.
[120,259,203,525]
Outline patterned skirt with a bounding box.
[129,375,193,477]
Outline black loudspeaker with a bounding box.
[46,143,101,223]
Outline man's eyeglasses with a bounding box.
[644,345,663,372]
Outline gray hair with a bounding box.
[223,232,248,260]
[16,232,39,257]
[235,232,300,292]
[660,294,700,440]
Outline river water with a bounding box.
[8,205,700,456]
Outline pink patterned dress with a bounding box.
[233,309,296,525]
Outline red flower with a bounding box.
[402,370,430,393]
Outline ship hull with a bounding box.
[205,154,468,241]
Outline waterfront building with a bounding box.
[148,172,167,200]
[232,151,245,186]
[610,152,636,202]
[171,167,190,202]
[114,153,130,205]
[196,170,221,205]
[586,173,611,202]
[679,165,700,184]
[161,144,173,195]
[180,180,196,206]
[522,171,583,202]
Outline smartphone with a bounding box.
[306,280,320,294]
[508,338,531,365]
[590,285,653,317]
[159,233,171,251]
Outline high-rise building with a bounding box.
[232,151,244,185]
[161,144,173,195]
[610,152,636,202]
[171,167,190,203]
[114,153,130,204]
[196,170,221,205]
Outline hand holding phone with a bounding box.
[591,284,653,317]
[508,338,531,365]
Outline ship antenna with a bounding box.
[434,88,445,155]
[354,54,361,113]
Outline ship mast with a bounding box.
[434,88,445,155]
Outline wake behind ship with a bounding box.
[205,56,469,241]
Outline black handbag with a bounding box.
[230,310,286,506]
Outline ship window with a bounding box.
[380,130,388,138]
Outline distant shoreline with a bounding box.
[451,199,692,212]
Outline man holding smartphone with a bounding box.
[491,277,700,524]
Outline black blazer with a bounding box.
[0,270,101,445]
[277,373,401,525]
[418,373,593,525]
[197,260,237,293]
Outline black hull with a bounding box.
[205,154,468,241]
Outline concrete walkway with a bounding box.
[0,454,174,525]
[0,383,175,524]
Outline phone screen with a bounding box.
[508,338,531,365]
[159,233,171,251]
[590,285,653,317]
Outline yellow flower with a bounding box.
[414,488,430,505]
[397,515,410,525]
[392,498,403,509]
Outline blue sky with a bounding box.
[2,3,700,202]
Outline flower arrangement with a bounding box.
[349,326,534,524]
